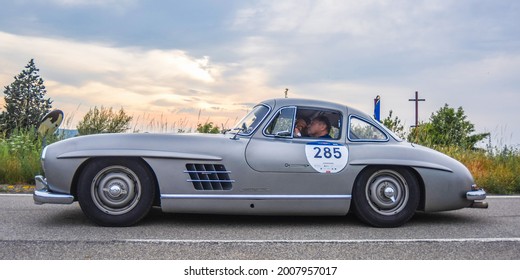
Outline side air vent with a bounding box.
[184,164,234,190]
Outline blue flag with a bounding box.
[374,95,381,122]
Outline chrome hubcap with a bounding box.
[91,166,141,215]
[108,184,123,197]
[384,186,396,202]
[365,170,409,216]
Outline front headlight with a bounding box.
[41,146,48,173]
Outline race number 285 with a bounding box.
[305,141,348,174]
[313,147,342,159]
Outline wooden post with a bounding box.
[408,91,425,142]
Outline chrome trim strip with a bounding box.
[183,171,231,174]
[58,150,222,161]
[161,194,351,200]
[187,179,236,183]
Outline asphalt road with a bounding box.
[0,194,519,260]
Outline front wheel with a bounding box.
[77,158,155,226]
[352,167,420,228]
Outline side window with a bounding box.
[349,117,388,141]
[294,108,342,139]
[264,107,296,137]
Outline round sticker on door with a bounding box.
[305,141,349,173]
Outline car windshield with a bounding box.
[233,104,270,135]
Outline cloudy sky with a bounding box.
[0,0,519,146]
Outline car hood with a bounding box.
[45,133,244,161]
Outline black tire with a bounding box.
[77,158,155,227]
[352,167,419,228]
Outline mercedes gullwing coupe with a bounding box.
[34,98,488,227]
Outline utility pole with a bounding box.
[408,91,425,128]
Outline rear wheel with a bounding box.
[77,158,155,226]
[352,167,419,227]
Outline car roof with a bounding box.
[259,98,370,118]
[260,98,346,110]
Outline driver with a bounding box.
[307,116,332,139]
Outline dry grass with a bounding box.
[436,146,520,194]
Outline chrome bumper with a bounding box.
[33,175,74,205]
[466,186,488,209]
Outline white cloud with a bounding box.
[0,32,220,85]
[231,0,486,55]
[0,31,224,111]
[0,31,279,130]
[233,1,443,34]
[228,1,520,146]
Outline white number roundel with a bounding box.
[305,141,349,173]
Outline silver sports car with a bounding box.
[34,98,487,227]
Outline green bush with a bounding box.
[0,128,43,184]
[77,106,132,135]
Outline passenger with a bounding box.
[307,116,332,139]
[294,118,308,137]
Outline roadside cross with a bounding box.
[408,91,425,128]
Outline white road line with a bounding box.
[123,238,520,244]
[1,194,519,198]
[0,193,32,197]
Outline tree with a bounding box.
[382,110,406,139]
[196,122,220,134]
[77,106,132,135]
[408,104,489,149]
[0,59,52,136]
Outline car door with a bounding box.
[245,106,309,173]
[242,105,352,214]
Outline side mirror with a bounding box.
[37,110,64,138]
